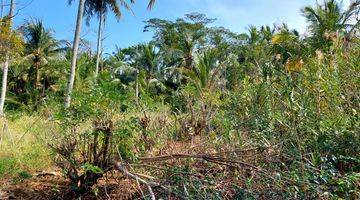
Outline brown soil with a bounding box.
[0,139,260,200]
[0,172,142,200]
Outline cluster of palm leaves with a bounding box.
[2,19,66,108]
[302,0,359,49]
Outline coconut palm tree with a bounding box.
[23,19,64,89]
[135,43,159,76]
[65,0,85,108]
[86,0,156,78]
[143,14,213,90]
[182,49,223,91]
[145,13,212,70]
[111,43,159,103]
[302,0,360,50]
[65,0,156,108]
[0,0,15,116]
[132,43,159,102]
[83,0,132,78]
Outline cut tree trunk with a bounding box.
[65,0,85,108]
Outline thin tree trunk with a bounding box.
[135,69,139,105]
[35,63,40,88]
[0,56,9,116]
[65,0,85,108]
[1,0,4,18]
[9,0,14,19]
[0,0,15,117]
[185,50,193,69]
[95,10,104,78]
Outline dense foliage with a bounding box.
[0,0,359,199]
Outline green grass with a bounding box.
[0,116,53,179]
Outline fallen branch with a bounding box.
[131,163,198,176]
[139,153,262,171]
[34,171,61,177]
[205,156,262,171]
[133,172,156,180]
[114,162,158,200]
[139,153,204,162]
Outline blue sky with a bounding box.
[9,0,351,53]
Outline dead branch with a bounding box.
[114,162,157,200]
[139,153,262,171]
[34,172,61,177]
[139,153,204,162]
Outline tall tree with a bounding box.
[65,0,86,108]
[145,13,213,70]
[182,49,219,90]
[128,43,159,103]
[121,43,159,76]
[144,13,214,90]
[23,19,63,89]
[0,0,15,116]
[85,0,156,78]
[65,0,156,108]
[83,0,130,78]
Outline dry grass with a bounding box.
[0,115,53,178]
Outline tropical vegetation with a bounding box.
[0,0,359,199]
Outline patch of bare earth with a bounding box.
[0,137,270,199]
[0,172,146,200]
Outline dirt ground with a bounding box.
[0,139,256,200]
[0,172,145,200]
